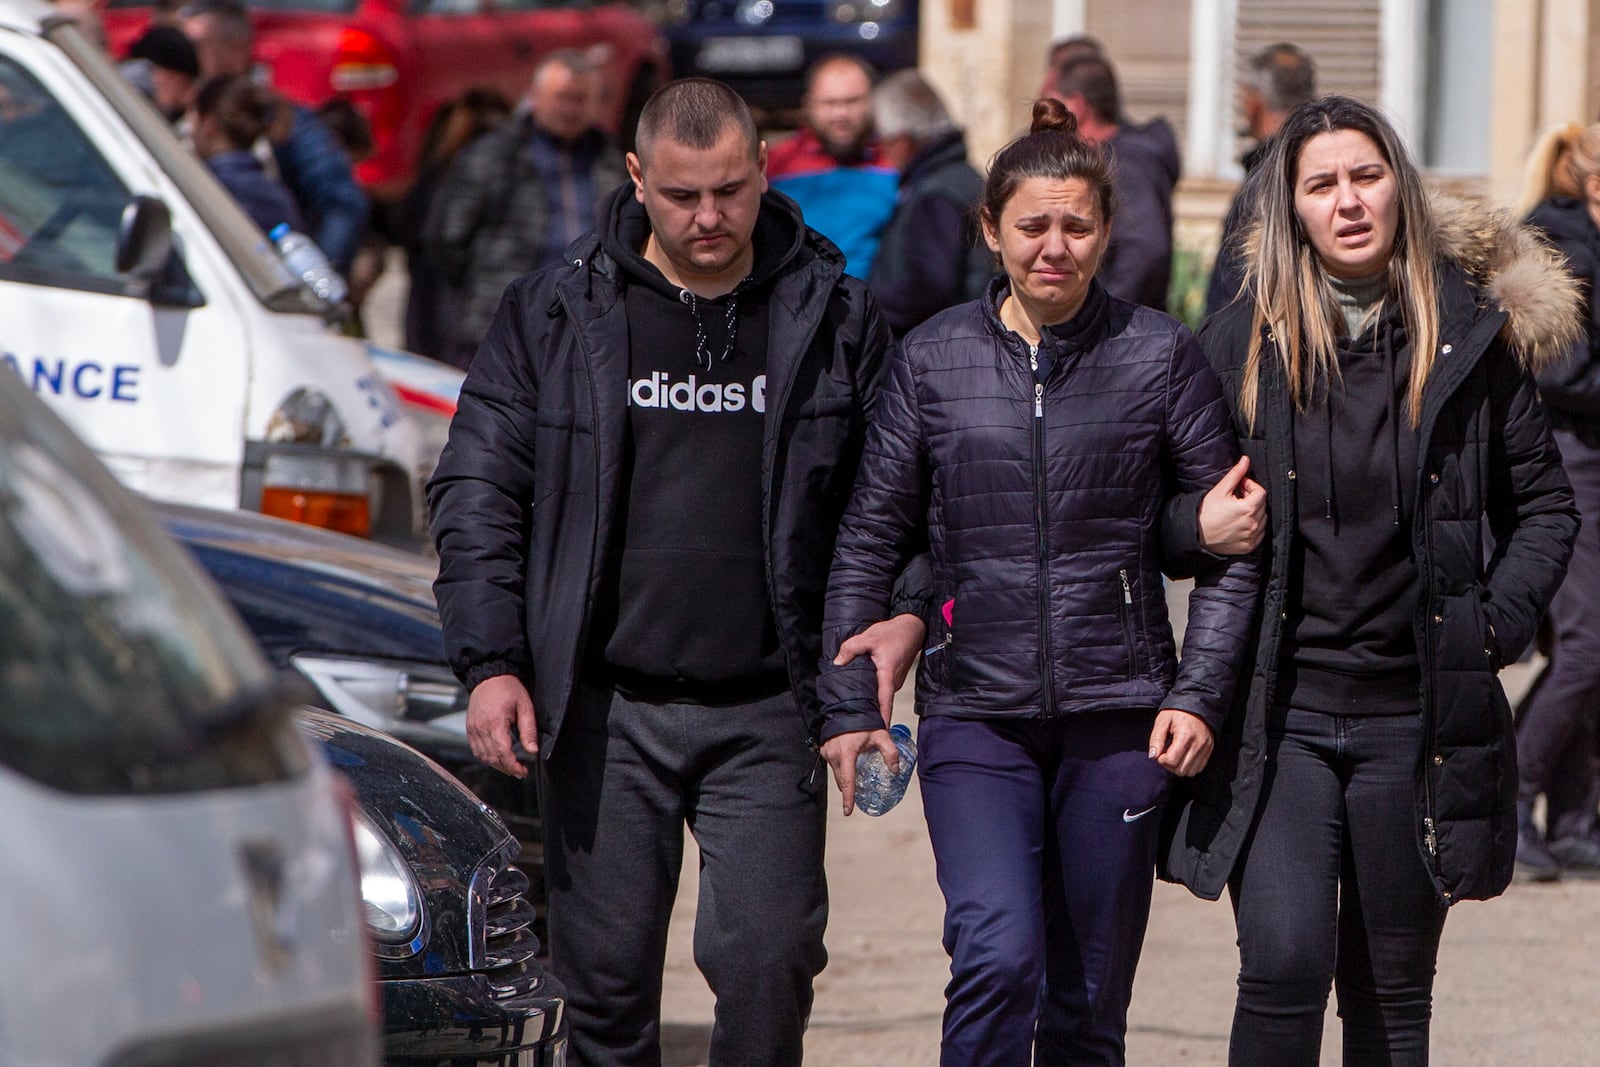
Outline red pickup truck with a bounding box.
[99,0,670,202]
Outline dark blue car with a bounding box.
[658,0,919,110]
[160,502,561,1062]
[156,502,544,913]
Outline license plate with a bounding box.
[695,35,804,73]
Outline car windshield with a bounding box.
[0,371,306,794]
[45,20,321,314]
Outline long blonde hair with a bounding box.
[1239,96,1440,431]
[1516,122,1600,216]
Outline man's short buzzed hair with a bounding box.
[634,78,759,164]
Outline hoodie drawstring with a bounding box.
[683,287,742,370]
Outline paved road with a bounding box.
[658,623,1600,1065]
[367,268,1600,1065]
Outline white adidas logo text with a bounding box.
[628,372,767,414]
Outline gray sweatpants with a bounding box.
[540,684,829,1067]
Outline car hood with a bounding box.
[157,501,445,664]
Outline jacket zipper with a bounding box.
[1416,424,1443,888]
[762,278,831,756]
[1118,568,1138,679]
[558,288,606,723]
[1030,343,1056,716]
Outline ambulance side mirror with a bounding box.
[115,195,174,287]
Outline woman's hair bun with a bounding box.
[1030,97,1079,137]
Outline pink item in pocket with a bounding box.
[941,598,955,627]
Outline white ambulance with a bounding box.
[0,0,431,542]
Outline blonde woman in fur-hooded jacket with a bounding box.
[1161,96,1580,1066]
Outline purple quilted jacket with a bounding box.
[818,279,1259,739]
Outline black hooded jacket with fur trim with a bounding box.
[1160,194,1581,906]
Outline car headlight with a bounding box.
[350,808,422,945]
[265,387,350,449]
[292,655,470,738]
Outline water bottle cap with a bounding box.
[889,723,912,741]
[269,223,289,240]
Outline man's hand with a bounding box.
[1198,455,1267,556]
[820,728,899,816]
[1149,708,1214,777]
[467,674,538,778]
[832,613,928,726]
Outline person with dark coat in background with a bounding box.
[1161,96,1580,1066]
[423,51,625,369]
[179,0,369,277]
[1204,42,1317,318]
[1509,122,1600,880]
[188,74,303,237]
[427,78,928,1067]
[819,98,1258,1067]
[399,89,512,361]
[866,69,991,336]
[1038,34,1182,175]
[1050,54,1180,312]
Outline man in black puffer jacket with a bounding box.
[428,79,927,1067]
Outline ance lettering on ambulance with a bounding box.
[3,353,140,403]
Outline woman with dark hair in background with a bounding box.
[188,73,301,238]
[818,98,1259,1066]
[1163,95,1580,1065]
[1508,123,1600,880]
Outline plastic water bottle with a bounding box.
[854,723,917,816]
[270,223,348,306]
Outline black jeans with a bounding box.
[1228,705,1447,1067]
[540,685,828,1067]
[1516,430,1600,840]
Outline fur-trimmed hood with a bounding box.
[1430,190,1583,373]
[1236,190,1583,373]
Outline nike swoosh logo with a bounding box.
[1122,804,1159,823]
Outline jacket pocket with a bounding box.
[1117,569,1140,680]
[921,594,957,691]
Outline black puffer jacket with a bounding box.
[818,279,1259,739]
[1161,195,1582,905]
[429,190,913,752]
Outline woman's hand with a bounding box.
[1149,708,1214,777]
[833,613,928,726]
[820,728,899,816]
[1198,455,1267,555]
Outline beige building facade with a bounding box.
[920,0,1600,259]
